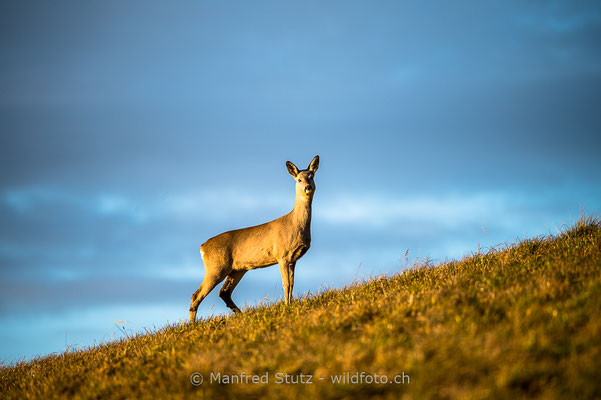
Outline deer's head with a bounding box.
[286,155,319,199]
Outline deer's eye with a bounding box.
[297,179,301,182]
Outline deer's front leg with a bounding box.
[278,259,295,306]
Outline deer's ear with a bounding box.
[286,161,299,178]
[308,155,319,173]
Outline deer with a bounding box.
[189,155,319,323]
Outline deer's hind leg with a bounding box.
[189,263,230,323]
[219,270,246,314]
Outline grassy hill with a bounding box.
[2,217,601,399]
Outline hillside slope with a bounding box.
[2,218,601,399]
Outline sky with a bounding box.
[1,0,600,362]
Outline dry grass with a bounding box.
[2,216,601,399]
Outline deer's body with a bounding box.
[189,156,319,323]
[201,206,311,271]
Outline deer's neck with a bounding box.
[292,194,312,230]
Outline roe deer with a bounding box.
[189,155,319,323]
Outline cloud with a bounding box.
[316,193,507,228]
[3,182,596,287]
[0,185,294,282]
[1,185,290,223]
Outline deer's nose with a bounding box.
[305,185,312,192]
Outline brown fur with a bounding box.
[189,155,319,322]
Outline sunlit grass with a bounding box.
[2,216,600,399]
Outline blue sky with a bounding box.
[1,1,600,362]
